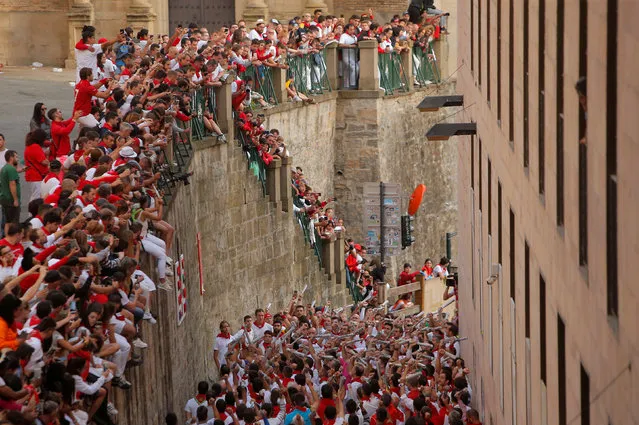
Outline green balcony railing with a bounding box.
[287,51,332,95]
[239,65,278,107]
[378,51,409,95]
[236,126,267,195]
[413,44,441,86]
[345,268,365,304]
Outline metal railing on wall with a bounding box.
[378,51,409,95]
[287,51,332,95]
[413,44,441,86]
[239,65,279,106]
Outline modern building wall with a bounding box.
[455,1,639,425]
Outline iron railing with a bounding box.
[236,124,267,195]
[287,51,332,95]
[413,44,441,86]
[239,65,278,107]
[378,51,409,95]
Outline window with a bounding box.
[487,0,491,103]
[508,0,515,142]
[556,0,565,227]
[498,182,503,263]
[606,0,618,320]
[523,0,530,168]
[488,159,492,234]
[510,208,515,300]
[540,274,546,383]
[538,0,546,195]
[497,0,502,121]
[479,139,483,211]
[478,0,482,87]
[525,241,530,338]
[581,364,590,425]
[471,0,475,75]
[558,315,566,425]
[578,0,588,266]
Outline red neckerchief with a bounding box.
[254,321,266,329]
[248,384,262,403]
[195,393,207,403]
[73,150,85,162]
[282,377,293,387]
[217,332,231,339]
[407,389,420,400]
[351,377,362,383]
[43,173,58,183]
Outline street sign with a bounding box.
[363,182,402,258]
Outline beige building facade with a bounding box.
[455,0,639,424]
[0,0,412,67]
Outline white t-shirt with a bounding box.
[380,40,393,52]
[339,33,358,46]
[0,148,7,169]
[75,44,102,82]
[433,264,449,278]
[184,397,213,421]
[213,334,231,366]
[248,29,264,40]
[251,321,273,341]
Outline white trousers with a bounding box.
[110,333,131,378]
[141,233,167,279]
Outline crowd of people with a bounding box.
[0,1,454,424]
[192,275,473,425]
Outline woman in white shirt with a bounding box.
[66,357,110,421]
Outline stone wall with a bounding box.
[265,93,338,197]
[113,137,349,425]
[0,0,163,66]
[377,87,459,275]
[333,84,459,279]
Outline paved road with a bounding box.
[0,67,76,214]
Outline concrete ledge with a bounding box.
[191,136,227,152]
[338,89,384,99]
[262,91,338,117]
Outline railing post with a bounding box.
[272,66,288,104]
[266,157,281,204]
[322,235,336,278]
[400,47,414,92]
[214,81,234,142]
[377,278,387,304]
[279,155,292,213]
[357,40,380,91]
[324,43,338,91]
[334,230,345,284]
[416,274,426,313]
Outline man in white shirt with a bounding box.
[338,24,359,89]
[230,315,256,348]
[75,29,121,82]
[249,20,266,40]
[185,381,214,424]
[252,308,273,340]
